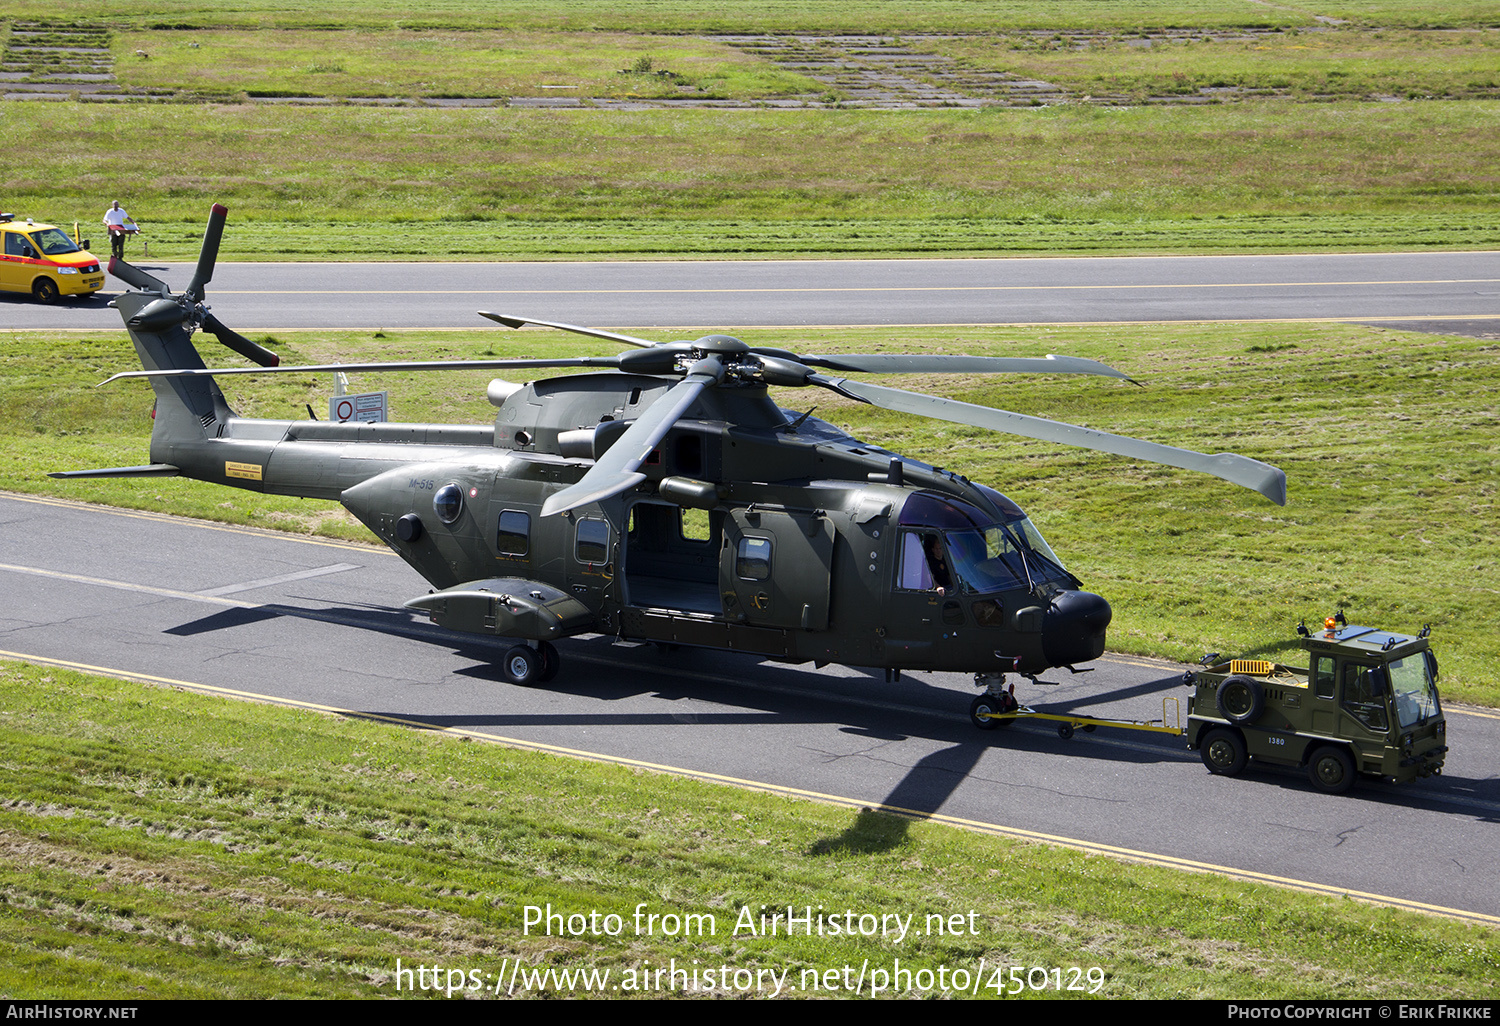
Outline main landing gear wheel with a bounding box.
[502,645,543,685]
[1307,745,1356,795]
[970,692,1017,731]
[1200,728,1247,776]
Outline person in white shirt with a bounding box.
[102,201,137,259]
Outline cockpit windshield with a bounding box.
[898,491,1069,594]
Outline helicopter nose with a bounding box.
[1042,590,1112,667]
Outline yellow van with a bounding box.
[0,215,106,302]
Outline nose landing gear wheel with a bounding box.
[970,692,1017,730]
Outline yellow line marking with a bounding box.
[2,648,1495,929]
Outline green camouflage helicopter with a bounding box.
[57,206,1287,727]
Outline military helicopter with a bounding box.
[56,206,1287,728]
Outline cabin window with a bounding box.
[576,518,610,563]
[433,483,464,525]
[679,507,712,543]
[1313,655,1336,699]
[497,510,530,556]
[736,536,772,581]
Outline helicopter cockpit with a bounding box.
[895,490,1075,598]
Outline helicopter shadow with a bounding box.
[161,600,1497,830]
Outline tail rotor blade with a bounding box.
[184,203,228,303]
[202,311,279,367]
[107,256,169,294]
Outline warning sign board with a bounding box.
[330,391,389,423]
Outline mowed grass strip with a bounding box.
[7,101,1498,259]
[8,1,1498,33]
[0,1,1324,34]
[5,320,1497,703]
[114,28,822,101]
[2,660,1497,999]
[925,25,1500,103]
[103,23,1500,104]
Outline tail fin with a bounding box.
[113,289,236,461]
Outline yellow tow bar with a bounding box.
[979,696,1184,740]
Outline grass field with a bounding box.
[99,23,1500,104]
[4,1,1498,999]
[925,25,1500,103]
[8,100,1499,260]
[6,4,1500,260]
[6,1,1500,32]
[2,660,1496,999]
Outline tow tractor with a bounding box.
[971,614,1447,795]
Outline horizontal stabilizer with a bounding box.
[48,464,181,480]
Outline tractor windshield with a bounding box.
[1388,654,1441,728]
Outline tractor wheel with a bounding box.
[1307,745,1356,795]
[1201,728,1247,776]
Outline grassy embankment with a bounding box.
[8,100,1499,260]
[5,320,1496,704]
[3,1,1497,259]
[2,659,1497,999]
[5,0,1499,32]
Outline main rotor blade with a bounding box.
[99,355,623,385]
[201,311,279,367]
[184,203,227,303]
[795,353,1136,381]
[818,376,1287,506]
[479,311,658,349]
[107,256,168,294]
[541,357,724,516]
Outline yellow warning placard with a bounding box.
[225,461,263,481]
